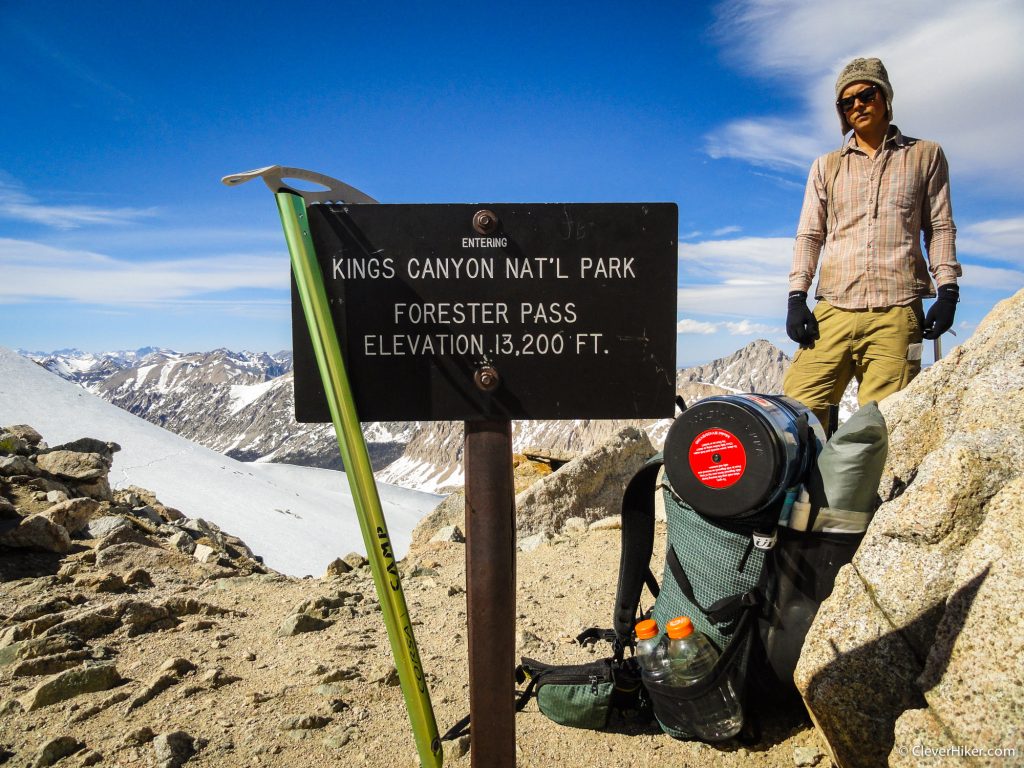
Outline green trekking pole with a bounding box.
[222,167,443,767]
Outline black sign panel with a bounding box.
[293,203,677,422]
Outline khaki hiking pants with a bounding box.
[783,300,924,433]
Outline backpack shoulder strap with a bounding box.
[823,149,843,233]
[613,453,663,646]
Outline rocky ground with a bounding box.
[1,424,830,768]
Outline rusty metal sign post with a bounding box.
[464,419,516,766]
[230,167,678,767]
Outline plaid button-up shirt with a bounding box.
[789,125,961,309]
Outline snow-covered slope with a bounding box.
[0,347,442,577]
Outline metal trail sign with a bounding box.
[292,202,678,422]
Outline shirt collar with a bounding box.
[841,124,909,156]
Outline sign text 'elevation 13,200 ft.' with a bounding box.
[292,203,678,422]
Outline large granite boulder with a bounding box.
[407,427,656,551]
[34,450,108,481]
[796,288,1024,767]
[514,426,655,536]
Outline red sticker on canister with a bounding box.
[688,429,747,489]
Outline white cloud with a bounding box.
[958,263,1024,293]
[750,171,805,191]
[723,320,782,335]
[0,239,286,304]
[712,225,742,236]
[0,182,156,230]
[49,226,284,252]
[958,217,1024,264]
[677,319,718,334]
[705,118,830,171]
[678,284,786,320]
[678,236,793,318]
[679,236,793,275]
[708,0,1024,184]
[677,317,783,337]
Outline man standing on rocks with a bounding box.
[783,57,962,432]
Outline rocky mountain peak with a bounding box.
[677,338,788,394]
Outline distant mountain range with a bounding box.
[23,341,849,491]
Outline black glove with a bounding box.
[786,291,819,345]
[922,284,959,340]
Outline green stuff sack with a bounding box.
[519,657,640,730]
[805,400,888,518]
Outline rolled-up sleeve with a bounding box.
[790,157,827,292]
[921,146,961,286]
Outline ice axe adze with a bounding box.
[222,166,443,768]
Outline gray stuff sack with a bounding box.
[765,401,888,683]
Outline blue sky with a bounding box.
[2,0,1022,366]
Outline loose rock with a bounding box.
[95,526,157,551]
[6,423,43,446]
[279,715,331,731]
[124,568,153,587]
[126,672,180,711]
[40,498,100,534]
[168,531,196,555]
[31,736,84,768]
[123,726,156,747]
[517,532,552,552]
[78,750,103,766]
[21,663,123,711]
[153,731,195,768]
[430,525,465,544]
[0,454,40,477]
[159,657,197,676]
[73,572,128,593]
[199,667,240,688]
[278,613,332,636]
[0,514,72,553]
[35,450,107,481]
[342,552,368,569]
[131,505,164,525]
[324,557,352,577]
[192,543,219,564]
[793,744,825,766]
[83,515,132,539]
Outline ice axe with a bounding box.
[932,329,956,363]
[222,166,443,768]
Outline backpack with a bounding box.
[610,394,822,739]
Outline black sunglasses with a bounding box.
[837,85,880,113]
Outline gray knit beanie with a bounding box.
[835,57,893,133]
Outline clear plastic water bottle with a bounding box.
[665,616,743,741]
[634,619,669,684]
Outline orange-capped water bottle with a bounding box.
[664,616,743,741]
[634,619,669,685]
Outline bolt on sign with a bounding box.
[292,203,678,422]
